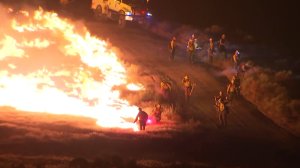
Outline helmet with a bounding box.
[219,91,223,96]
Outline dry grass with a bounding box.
[214,58,300,136]
[241,67,300,136]
[0,155,217,168]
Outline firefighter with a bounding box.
[187,35,196,64]
[218,33,227,58]
[232,74,241,96]
[238,61,253,76]
[208,38,215,64]
[169,36,177,61]
[182,75,194,101]
[214,91,225,105]
[226,77,236,101]
[216,96,230,127]
[237,62,245,77]
[152,104,163,123]
[232,50,240,70]
[103,0,109,16]
[134,107,148,131]
[160,80,171,99]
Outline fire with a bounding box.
[126,83,145,91]
[0,7,142,131]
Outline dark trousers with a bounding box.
[234,60,239,70]
[208,50,214,64]
[219,110,228,127]
[219,45,227,59]
[139,121,146,130]
[188,50,195,64]
[184,87,192,101]
[170,49,175,60]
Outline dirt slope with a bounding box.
[86,20,300,166]
[87,21,293,137]
[0,19,299,167]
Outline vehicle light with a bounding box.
[146,12,152,16]
[125,16,133,21]
[125,11,132,16]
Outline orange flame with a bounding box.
[0,7,141,131]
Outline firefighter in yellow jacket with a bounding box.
[232,74,240,96]
[182,75,194,101]
[227,78,236,101]
[152,104,163,123]
[160,81,171,100]
[216,97,229,127]
[187,35,196,64]
[218,33,227,58]
[232,50,240,70]
[214,91,230,127]
[208,38,215,64]
[169,36,177,61]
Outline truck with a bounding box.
[91,0,152,27]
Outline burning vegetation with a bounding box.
[0,6,146,131]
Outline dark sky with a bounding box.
[1,0,298,53]
[148,0,298,51]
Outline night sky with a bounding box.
[1,0,298,55]
[148,0,298,53]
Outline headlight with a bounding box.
[125,12,132,16]
[146,12,152,16]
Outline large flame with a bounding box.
[0,7,143,131]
